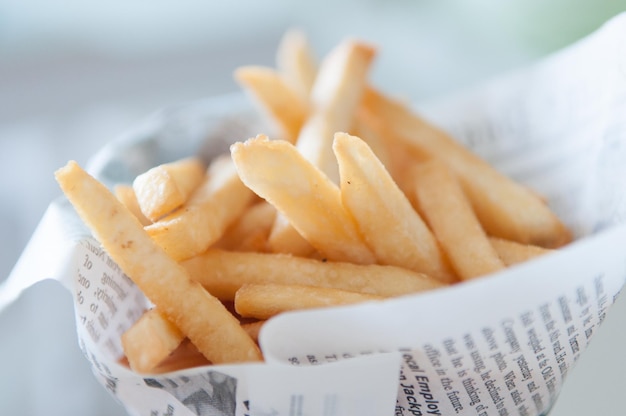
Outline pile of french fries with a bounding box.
[54,30,572,375]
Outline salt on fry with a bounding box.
[411,159,506,280]
[333,132,457,284]
[182,248,446,301]
[145,155,254,261]
[133,157,205,221]
[235,283,384,320]
[231,135,375,264]
[55,161,262,364]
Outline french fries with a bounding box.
[241,320,266,343]
[361,87,572,248]
[262,38,376,257]
[56,29,573,375]
[333,132,456,283]
[234,66,309,143]
[144,340,211,375]
[266,213,316,256]
[411,159,505,280]
[231,135,376,264]
[489,237,552,266]
[214,201,277,252]
[133,157,205,221]
[235,284,384,320]
[181,248,446,301]
[121,308,184,373]
[350,110,394,175]
[114,184,152,226]
[56,161,262,365]
[145,155,254,261]
[295,39,376,183]
[276,28,318,99]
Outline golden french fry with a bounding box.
[276,28,318,99]
[214,201,277,252]
[350,110,393,173]
[411,159,506,280]
[264,39,375,256]
[146,155,254,261]
[361,87,572,248]
[231,135,375,264]
[181,248,446,301]
[295,39,376,183]
[147,340,211,374]
[121,308,184,373]
[114,184,152,226]
[55,161,262,364]
[234,66,309,143]
[235,283,384,320]
[133,157,205,221]
[266,212,316,256]
[241,320,266,343]
[356,103,426,193]
[333,132,457,284]
[489,237,553,266]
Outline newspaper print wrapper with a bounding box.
[5,12,626,416]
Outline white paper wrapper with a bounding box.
[5,13,626,416]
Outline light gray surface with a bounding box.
[1,2,624,415]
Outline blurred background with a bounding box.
[1,1,625,415]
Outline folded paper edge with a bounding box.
[0,197,90,314]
